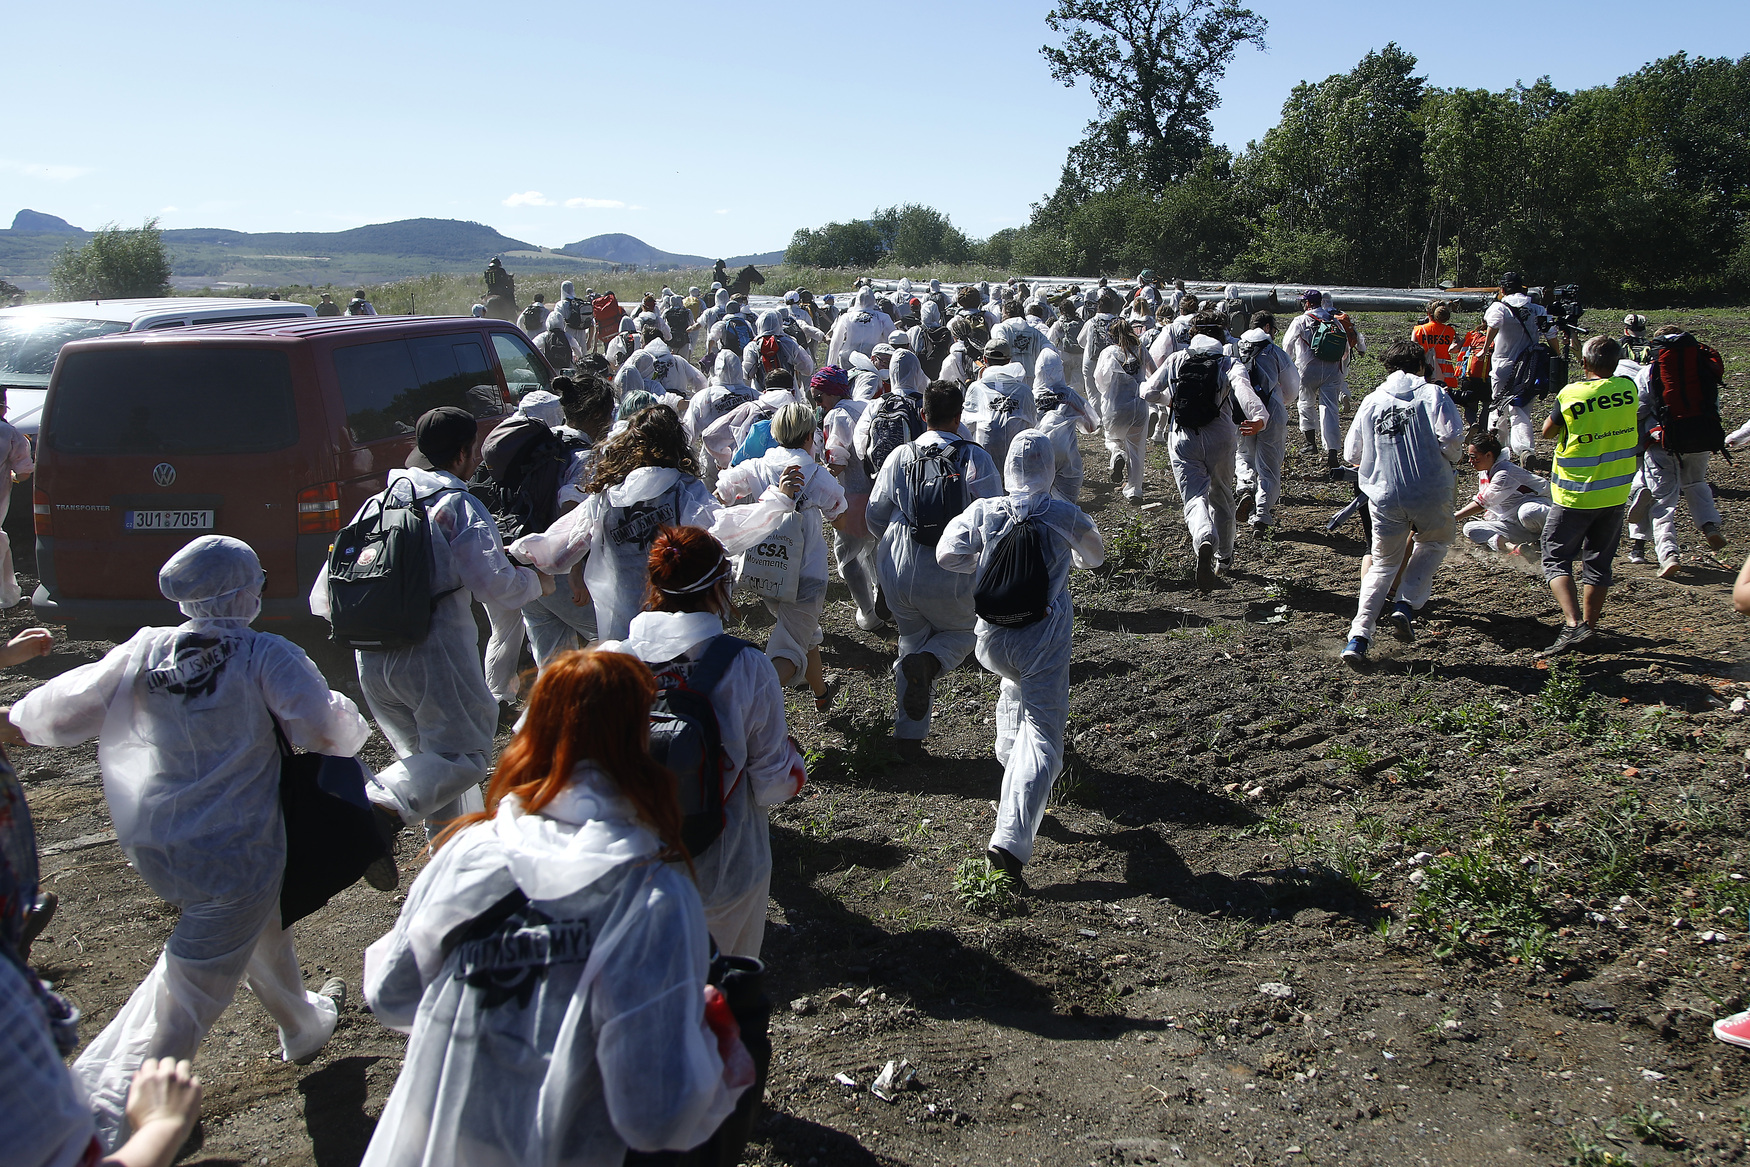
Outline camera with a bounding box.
[1546,283,1587,337]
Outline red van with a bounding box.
[32,315,556,634]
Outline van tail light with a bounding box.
[296,482,341,534]
[33,489,50,536]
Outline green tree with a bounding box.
[49,219,173,299]
[1041,0,1267,188]
[784,220,884,268]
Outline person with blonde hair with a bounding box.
[360,649,756,1166]
[716,402,847,710]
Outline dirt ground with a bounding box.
[10,306,1750,1167]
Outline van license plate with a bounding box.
[125,510,214,531]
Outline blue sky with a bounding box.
[3,1,1744,258]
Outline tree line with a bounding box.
[785,0,1749,299]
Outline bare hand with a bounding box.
[778,464,806,500]
[1238,419,1267,436]
[123,1057,203,1147]
[0,627,53,667]
[537,571,556,598]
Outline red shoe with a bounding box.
[1714,1009,1750,1050]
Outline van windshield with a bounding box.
[49,347,299,455]
[0,317,130,387]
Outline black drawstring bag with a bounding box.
[624,955,772,1167]
[275,721,392,928]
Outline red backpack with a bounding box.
[758,333,784,374]
[1647,332,1726,454]
[591,293,624,335]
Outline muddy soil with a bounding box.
[11,307,1750,1166]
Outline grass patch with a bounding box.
[1411,849,1554,966]
[1423,701,1505,752]
[954,855,1021,916]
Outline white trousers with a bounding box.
[979,603,1072,865]
[1349,503,1453,640]
[1103,398,1149,500]
[1297,360,1344,451]
[1169,422,1239,563]
[1235,409,1288,525]
[1626,448,1719,563]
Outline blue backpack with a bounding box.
[730,418,775,466]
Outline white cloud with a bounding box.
[0,157,94,182]
[159,205,179,214]
[502,191,555,207]
[564,197,626,209]
[714,209,730,215]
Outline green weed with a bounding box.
[1412,850,1553,965]
[1583,794,1649,894]
[1327,741,1381,775]
[1619,1103,1685,1149]
[1536,659,1605,736]
[1424,701,1504,752]
[954,856,1020,916]
[1566,1132,1637,1166]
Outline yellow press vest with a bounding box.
[1549,375,1639,508]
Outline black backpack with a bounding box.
[648,634,753,856]
[1173,349,1226,432]
[469,416,586,541]
[560,297,587,329]
[721,314,755,354]
[664,304,692,342]
[864,393,925,477]
[539,328,573,371]
[903,440,972,546]
[957,309,991,354]
[922,325,953,374]
[975,512,1051,629]
[324,482,462,650]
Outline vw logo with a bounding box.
[152,463,176,487]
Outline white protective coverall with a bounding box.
[1075,311,1119,409]
[967,363,1037,482]
[698,287,731,334]
[685,352,760,493]
[826,289,893,368]
[1046,315,1086,396]
[1626,361,1723,567]
[1034,349,1098,504]
[715,447,847,672]
[1143,335,1266,566]
[1463,454,1553,552]
[889,348,930,399]
[312,468,540,829]
[1232,330,1301,528]
[742,311,815,390]
[987,317,1055,388]
[14,536,370,1149]
[820,393,883,630]
[938,434,1104,866]
[1093,341,1151,500]
[359,769,753,1167]
[600,611,805,956]
[866,431,1003,738]
[1343,370,1465,641]
[643,337,707,400]
[1284,308,1365,453]
[1483,292,1549,458]
[0,413,36,606]
[558,280,591,354]
[511,468,779,644]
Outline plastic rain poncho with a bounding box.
[1033,350,1097,504]
[700,390,794,471]
[1343,370,1465,641]
[599,611,804,956]
[742,312,815,389]
[15,536,371,1148]
[360,769,752,1167]
[643,338,706,400]
[1094,342,1151,499]
[715,447,847,671]
[825,288,893,368]
[889,348,929,399]
[865,432,1003,738]
[1232,330,1300,528]
[938,434,1103,866]
[312,469,541,825]
[510,468,747,644]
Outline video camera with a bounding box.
[1545,283,1587,338]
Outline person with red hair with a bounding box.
[360,649,755,1167]
[598,526,805,958]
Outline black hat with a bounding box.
[1499,271,1525,293]
[407,406,478,470]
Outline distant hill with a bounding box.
[0,213,782,291]
[11,209,80,234]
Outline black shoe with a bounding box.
[1386,600,1415,643]
[1539,623,1583,658]
[1109,453,1126,484]
[1194,543,1219,592]
[1235,493,1255,525]
[1567,621,1596,651]
[987,846,1027,892]
[899,652,940,723]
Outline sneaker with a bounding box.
[1235,493,1255,525]
[1341,636,1369,666]
[1626,540,1647,565]
[1386,600,1416,643]
[854,608,886,632]
[1194,543,1219,592]
[1539,623,1584,658]
[293,978,349,1065]
[1109,453,1126,484]
[898,652,940,723]
[1658,558,1682,580]
[1300,431,1318,454]
[364,854,399,892]
[986,846,1027,892]
[1702,522,1727,552]
[1567,621,1596,651]
[1324,449,1341,474]
[1714,1008,1750,1051]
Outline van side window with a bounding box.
[337,337,506,443]
[491,332,551,399]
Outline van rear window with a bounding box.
[335,336,501,443]
[49,347,298,455]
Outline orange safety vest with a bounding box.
[1413,321,1459,388]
